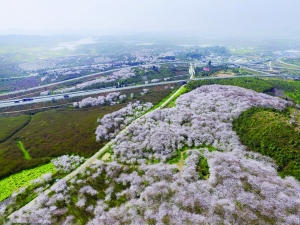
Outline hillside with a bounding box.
[233,108,300,180]
[0,85,175,180]
[3,84,300,224]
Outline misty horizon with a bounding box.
[0,0,300,39]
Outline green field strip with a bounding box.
[17,141,32,160]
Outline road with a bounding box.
[7,84,186,220]
[159,85,186,108]
[277,58,300,68]
[0,79,186,108]
[0,73,283,109]
[269,66,300,71]
[239,65,273,75]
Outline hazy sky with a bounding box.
[0,0,299,37]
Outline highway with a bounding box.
[0,74,283,109]
[0,58,288,109]
[239,65,273,75]
[0,67,131,97]
[0,80,186,108]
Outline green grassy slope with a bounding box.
[233,108,300,180]
[186,77,274,93]
[0,115,30,143]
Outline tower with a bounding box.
[189,63,195,79]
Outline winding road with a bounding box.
[277,58,300,68]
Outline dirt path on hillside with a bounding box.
[177,151,187,171]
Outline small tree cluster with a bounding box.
[51,155,84,173]
[56,68,136,92]
[95,101,153,141]
[140,88,148,96]
[73,92,122,108]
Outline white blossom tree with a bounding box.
[51,155,84,173]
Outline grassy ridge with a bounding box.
[186,77,274,93]
[233,108,300,180]
[267,79,300,92]
[187,77,300,104]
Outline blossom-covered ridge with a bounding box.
[7,85,300,225]
[112,85,290,163]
